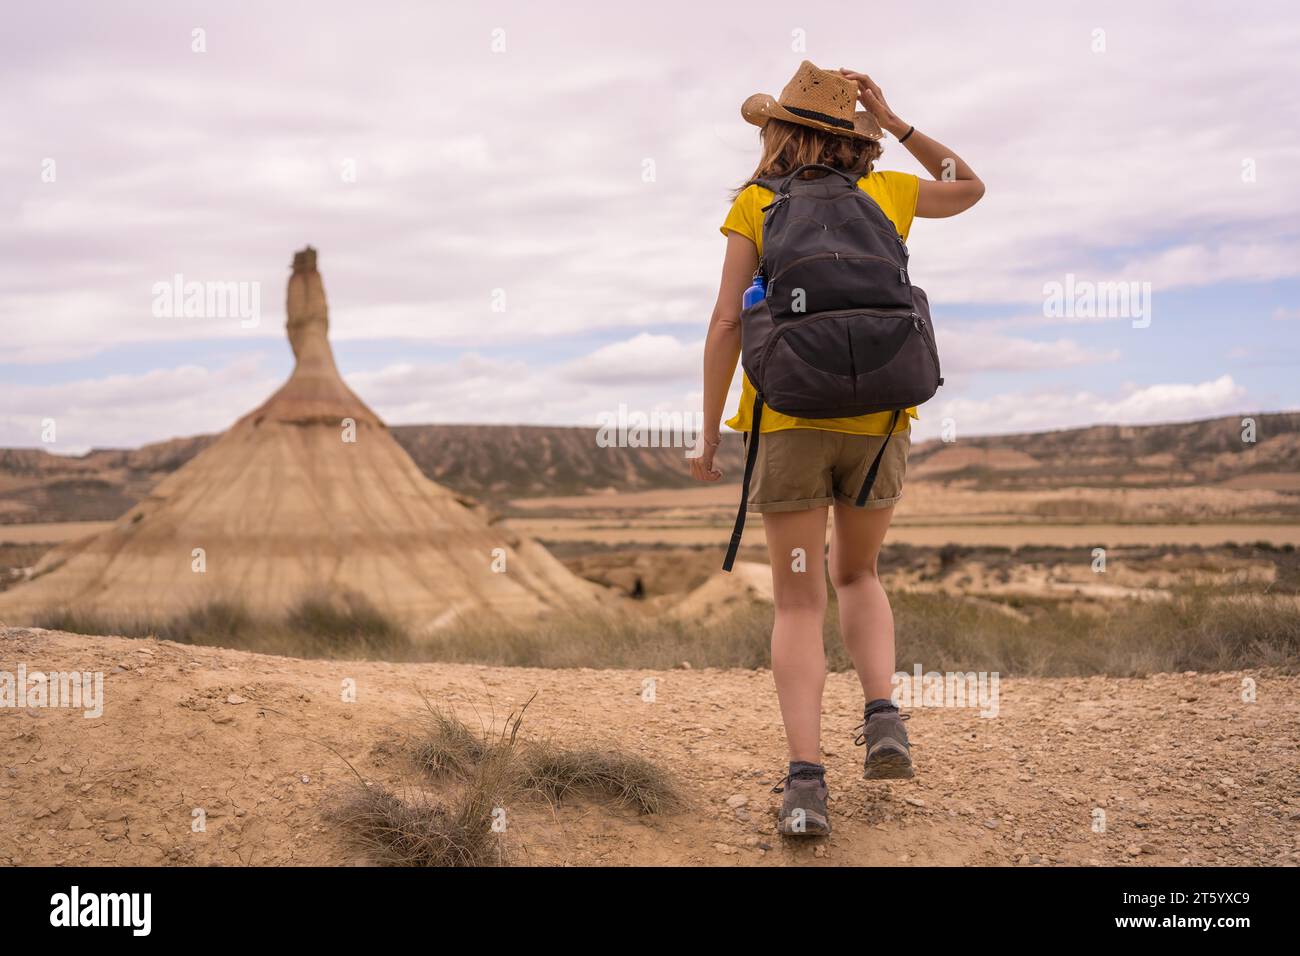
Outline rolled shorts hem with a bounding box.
[833,491,903,510]
[748,495,834,514]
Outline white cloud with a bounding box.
[937,329,1119,372]
[0,356,279,453]
[916,374,1252,440]
[2,1,1299,367]
[560,334,701,385]
[2,0,1297,448]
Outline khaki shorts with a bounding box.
[743,427,910,513]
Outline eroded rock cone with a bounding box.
[0,248,603,637]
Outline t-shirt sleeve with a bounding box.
[719,185,760,243]
[877,171,920,240]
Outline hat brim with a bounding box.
[741,92,883,141]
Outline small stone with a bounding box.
[983,818,999,829]
[1126,845,1142,856]
[67,810,91,830]
[712,842,736,855]
[226,694,247,705]
[904,797,926,808]
[58,765,74,775]
[726,794,749,809]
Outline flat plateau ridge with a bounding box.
[3,412,1298,523]
[3,626,1296,867]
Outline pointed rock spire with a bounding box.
[244,246,380,427]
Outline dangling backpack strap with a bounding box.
[853,409,904,507]
[722,396,765,572]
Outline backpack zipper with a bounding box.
[912,313,941,380]
[769,252,906,287]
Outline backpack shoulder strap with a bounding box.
[853,409,903,506]
[722,397,765,572]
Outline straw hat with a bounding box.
[741,60,883,141]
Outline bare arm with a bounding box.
[692,230,759,482]
[840,69,985,219]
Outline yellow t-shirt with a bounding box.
[720,169,921,436]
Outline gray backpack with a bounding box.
[723,163,943,571]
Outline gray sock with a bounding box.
[865,698,899,718]
[789,760,825,780]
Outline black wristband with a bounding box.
[898,125,915,143]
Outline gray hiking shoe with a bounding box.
[855,706,914,779]
[773,765,831,837]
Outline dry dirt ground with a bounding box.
[2,626,1297,867]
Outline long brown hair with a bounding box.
[734,118,882,198]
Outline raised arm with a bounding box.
[840,69,985,219]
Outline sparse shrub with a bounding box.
[413,704,681,816]
[522,743,682,815]
[331,783,502,867]
[334,697,678,866]
[285,591,406,656]
[34,593,410,660]
[412,706,487,778]
[31,574,1300,676]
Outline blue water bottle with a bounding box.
[742,273,766,310]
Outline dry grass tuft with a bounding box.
[331,786,498,867]
[332,703,531,867]
[521,742,682,815]
[412,706,487,778]
[409,700,681,816]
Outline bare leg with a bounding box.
[828,502,897,702]
[761,507,830,764]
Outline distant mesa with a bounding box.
[0,248,602,636]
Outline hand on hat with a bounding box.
[839,69,909,139]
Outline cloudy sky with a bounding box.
[3,0,1298,453]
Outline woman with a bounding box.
[691,61,984,836]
